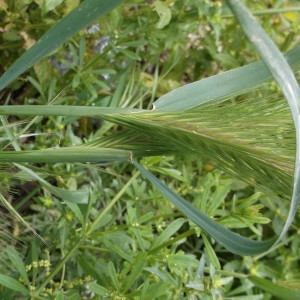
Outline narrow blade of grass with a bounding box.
[0,193,47,244]
[15,164,88,204]
[132,159,275,256]
[226,0,300,255]
[0,147,131,163]
[153,46,300,111]
[249,276,300,299]
[0,0,123,91]
[0,106,145,117]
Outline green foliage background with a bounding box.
[0,0,299,299]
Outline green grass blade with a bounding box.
[150,218,185,250]
[89,282,110,296]
[6,246,30,288]
[104,97,294,199]
[0,193,46,244]
[122,253,147,292]
[0,274,28,294]
[0,94,294,202]
[226,0,300,254]
[132,159,275,256]
[0,147,130,163]
[0,106,144,117]
[249,276,300,299]
[0,0,123,91]
[15,164,88,204]
[153,46,300,111]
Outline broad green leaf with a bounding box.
[118,48,141,61]
[108,261,120,290]
[140,281,171,299]
[54,290,64,300]
[150,218,185,250]
[103,238,133,262]
[226,0,300,254]
[249,276,300,299]
[0,0,124,90]
[77,256,100,280]
[16,164,89,204]
[6,246,30,288]
[202,234,220,269]
[88,282,110,296]
[133,159,275,256]
[153,46,300,111]
[207,185,230,216]
[90,214,113,231]
[122,253,147,292]
[153,1,172,29]
[63,200,84,224]
[144,267,177,286]
[0,274,28,294]
[43,0,64,14]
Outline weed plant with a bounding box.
[0,0,300,299]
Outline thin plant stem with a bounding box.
[87,170,140,235]
[223,7,300,18]
[34,168,140,296]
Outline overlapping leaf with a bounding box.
[0,0,299,256]
[0,0,123,90]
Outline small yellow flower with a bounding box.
[65,211,74,221]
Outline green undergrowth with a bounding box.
[0,0,300,299]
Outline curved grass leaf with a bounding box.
[0,0,123,91]
[249,276,300,299]
[132,159,275,256]
[0,94,294,256]
[0,0,297,258]
[226,0,300,254]
[153,46,300,111]
[15,164,88,205]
